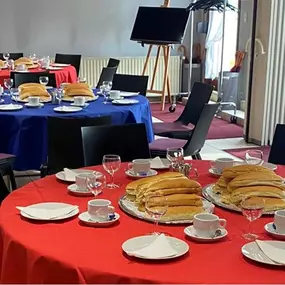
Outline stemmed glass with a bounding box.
[29,53,37,61]
[3,53,10,62]
[101,81,112,104]
[241,198,264,240]
[4,78,13,97]
[166,147,184,168]
[145,194,168,235]
[102,154,121,188]
[245,150,264,165]
[39,76,49,87]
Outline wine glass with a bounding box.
[166,147,184,167]
[39,76,49,87]
[145,194,168,235]
[56,89,64,107]
[29,53,36,61]
[245,150,264,165]
[102,81,112,104]
[241,198,264,240]
[10,88,19,104]
[4,78,13,96]
[3,53,10,62]
[102,154,121,189]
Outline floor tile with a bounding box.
[206,138,257,150]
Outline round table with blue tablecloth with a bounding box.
[0,94,154,171]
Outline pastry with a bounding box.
[64,88,94,97]
[0,60,5,68]
[19,84,49,99]
[243,197,285,211]
[64,83,90,91]
[19,83,46,91]
[15,57,33,66]
[222,165,273,179]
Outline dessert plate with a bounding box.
[54,106,82,113]
[62,95,98,102]
[79,211,119,227]
[12,96,51,103]
[70,103,89,108]
[149,158,170,170]
[265,222,285,240]
[184,225,228,242]
[67,184,95,196]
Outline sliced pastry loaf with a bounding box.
[222,165,273,179]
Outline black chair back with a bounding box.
[176,82,214,125]
[107,58,120,69]
[268,124,285,165]
[184,103,220,157]
[11,72,56,88]
[55,53,81,75]
[47,116,112,173]
[112,74,149,96]
[81,124,150,166]
[96,67,117,88]
[0,53,23,61]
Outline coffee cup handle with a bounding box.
[127,163,134,171]
[218,218,227,228]
[210,161,216,169]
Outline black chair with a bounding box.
[41,116,112,177]
[0,53,23,61]
[152,82,214,140]
[149,103,220,159]
[96,67,117,88]
[107,58,120,69]
[268,124,285,165]
[81,123,150,166]
[11,72,57,88]
[55,53,81,75]
[112,74,149,96]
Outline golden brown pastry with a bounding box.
[19,85,49,99]
[64,83,90,91]
[0,60,5,68]
[15,57,33,66]
[19,83,46,91]
[222,165,273,179]
[64,88,94,97]
[244,197,285,211]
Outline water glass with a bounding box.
[245,150,264,165]
[56,89,64,106]
[102,154,121,189]
[145,194,168,235]
[39,76,49,86]
[241,198,264,240]
[166,147,184,167]
[102,81,112,104]
[4,78,13,96]
[92,171,106,196]
[3,53,10,61]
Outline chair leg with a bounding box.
[0,174,11,202]
[192,154,198,160]
[40,164,48,178]
[195,153,202,160]
[8,166,17,190]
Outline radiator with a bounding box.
[79,56,181,95]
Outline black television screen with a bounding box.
[130,7,190,45]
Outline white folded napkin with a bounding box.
[255,240,285,265]
[128,234,177,259]
[16,205,78,220]
[63,168,77,180]
[151,156,165,168]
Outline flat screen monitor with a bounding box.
[130,7,190,45]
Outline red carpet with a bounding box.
[225,146,271,162]
[151,103,244,139]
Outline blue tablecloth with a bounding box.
[0,95,154,171]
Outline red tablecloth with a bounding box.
[0,161,284,284]
[0,66,77,88]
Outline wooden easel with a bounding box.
[142,0,172,111]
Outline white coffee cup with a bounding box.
[193,213,227,238]
[16,64,27,71]
[88,199,115,221]
[73,96,85,106]
[128,159,151,176]
[109,90,121,100]
[274,210,285,234]
[210,158,234,173]
[28,96,40,105]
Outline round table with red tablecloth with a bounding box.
[0,161,284,284]
[0,65,77,88]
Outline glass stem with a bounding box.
[248,220,252,235]
[110,173,114,185]
[154,218,159,233]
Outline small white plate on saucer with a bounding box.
[122,235,189,260]
[70,103,89,108]
[79,211,120,227]
[67,184,94,196]
[184,225,228,242]
[241,241,285,266]
[25,103,44,108]
[54,106,82,113]
[125,169,158,179]
[0,104,23,111]
[56,169,95,183]
[265,222,285,240]
[52,63,71,67]
[112,99,139,105]
[208,168,222,177]
[149,158,170,170]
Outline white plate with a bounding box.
[12,96,51,103]
[149,158,170,170]
[19,202,79,221]
[184,225,228,242]
[52,63,71,67]
[79,211,120,227]
[0,104,23,111]
[119,91,139,97]
[125,169,158,179]
[241,241,285,266]
[208,168,222,177]
[54,106,82,113]
[122,235,189,260]
[112,99,139,105]
[70,103,89,108]
[46,66,63,70]
[56,169,95,183]
[119,195,214,224]
[265,222,285,240]
[25,103,44,108]
[62,95,98,102]
[67,184,94,196]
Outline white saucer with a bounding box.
[54,106,82,113]
[0,104,23,111]
[119,91,139,97]
[110,96,124,101]
[208,168,222,177]
[112,99,139,105]
[25,103,44,108]
[67,184,95,196]
[52,63,71,67]
[184,225,228,242]
[70,103,89,108]
[55,169,95,183]
[79,211,120,227]
[125,169,158,179]
[265,222,285,240]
